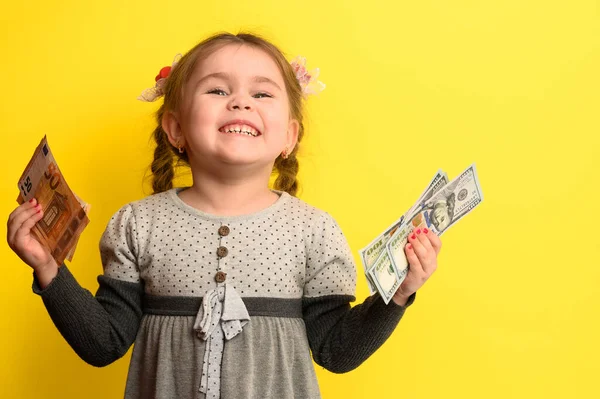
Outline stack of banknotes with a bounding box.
[359,164,483,304]
[16,136,90,265]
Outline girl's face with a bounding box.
[168,44,298,171]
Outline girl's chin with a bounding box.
[213,153,275,166]
[195,145,280,166]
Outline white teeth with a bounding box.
[221,124,259,137]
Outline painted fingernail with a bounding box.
[36,209,42,214]
[416,229,421,235]
[407,244,412,250]
[411,234,416,240]
[423,228,429,234]
[29,199,34,203]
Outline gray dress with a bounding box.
[33,188,415,398]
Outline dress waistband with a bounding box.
[143,295,303,318]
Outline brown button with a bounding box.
[218,225,230,237]
[215,271,227,283]
[217,246,228,258]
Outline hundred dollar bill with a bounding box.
[386,164,483,284]
[405,170,449,222]
[366,249,403,304]
[383,212,429,287]
[17,136,90,265]
[412,164,483,236]
[358,170,448,294]
[359,215,405,295]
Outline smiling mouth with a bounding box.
[219,123,261,137]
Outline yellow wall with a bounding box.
[1,1,599,398]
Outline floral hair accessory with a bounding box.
[290,56,325,96]
[137,54,182,102]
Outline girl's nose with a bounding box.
[227,95,253,111]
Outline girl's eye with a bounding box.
[253,92,272,99]
[207,88,227,96]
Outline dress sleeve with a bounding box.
[302,212,416,373]
[32,204,144,367]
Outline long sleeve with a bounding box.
[302,211,416,373]
[32,203,144,367]
[33,266,144,367]
[303,291,415,373]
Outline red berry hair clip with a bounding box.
[137,54,182,102]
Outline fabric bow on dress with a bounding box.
[193,283,250,398]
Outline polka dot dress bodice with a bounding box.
[99,188,356,301]
[97,188,359,398]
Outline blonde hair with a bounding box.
[150,32,305,196]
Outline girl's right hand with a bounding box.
[7,198,59,278]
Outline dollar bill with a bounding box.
[17,136,90,265]
[413,164,483,236]
[385,164,483,286]
[383,212,429,287]
[359,170,448,294]
[405,170,449,221]
[366,249,403,304]
[359,215,405,294]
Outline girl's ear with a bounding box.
[162,110,185,148]
[286,118,300,152]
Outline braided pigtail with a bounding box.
[273,152,299,196]
[150,106,189,194]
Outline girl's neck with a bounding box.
[178,171,280,217]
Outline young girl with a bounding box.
[7,32,442,399]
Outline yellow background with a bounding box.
[1,0,599,398]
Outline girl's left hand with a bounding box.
[392,227,442,306]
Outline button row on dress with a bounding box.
[216,226,230,283]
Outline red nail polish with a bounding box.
[416,229,421,235]
[411,234,416,240]
[29,199,34,203]
[423,228,429,234]
[407,244,412,250]
[36,209,41,214]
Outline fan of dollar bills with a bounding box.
[359,165,483,304]
[16,136,90,265]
